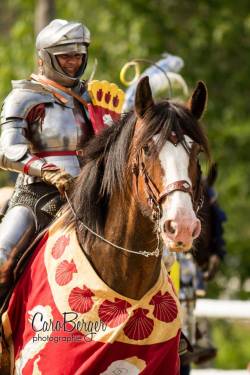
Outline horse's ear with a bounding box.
[188,81,207,120]
[135,76,154,118]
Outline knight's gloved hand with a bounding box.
[203,254,221,281]
[41,164,75,195]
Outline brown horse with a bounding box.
[1,77,210,375]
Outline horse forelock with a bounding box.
[66,98,210,241]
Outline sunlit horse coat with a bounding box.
[2,213,181,374]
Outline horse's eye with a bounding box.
[143,145,151,156]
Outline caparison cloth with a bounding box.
[3,214,181,374]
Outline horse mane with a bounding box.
[65,99,210,242]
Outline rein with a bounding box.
[65,192,162,257]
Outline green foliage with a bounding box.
[207,117,250,300]
[0,0,35,100]
[212,320,250,369]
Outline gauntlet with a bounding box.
[41,164,75,195]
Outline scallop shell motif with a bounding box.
[98,298,131,328]
[123,308,154,340]
[55,260,77,286]
[68,285,94,313]
[149,291,178,323]
[51,235,70,259]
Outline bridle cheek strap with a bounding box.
[133,158,193,220]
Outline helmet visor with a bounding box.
[49,43,87,55]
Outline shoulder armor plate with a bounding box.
[1,80,55,120]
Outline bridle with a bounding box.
[133,151,193,221]
[66,136,204,258]
[132,136,203,224]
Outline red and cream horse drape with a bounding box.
[2,214,181,374]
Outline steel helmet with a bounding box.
[36,19,91,87]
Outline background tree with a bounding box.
[34,0,56,35]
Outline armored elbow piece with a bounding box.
[0,84,51,176]
[1,119,29,161]
[0,119,45,176]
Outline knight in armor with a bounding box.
[0,19,94,297]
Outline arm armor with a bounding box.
[0,119,45,176]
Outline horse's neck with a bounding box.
[83,192,161,300]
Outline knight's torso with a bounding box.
[0,79,93,183]
[29,99,88,154]
[26,88,92,179]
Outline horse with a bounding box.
[0,76,210,375]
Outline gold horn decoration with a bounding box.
[120,61,141,87]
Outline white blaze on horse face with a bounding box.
[157,135,201,251]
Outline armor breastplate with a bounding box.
[27,92,92,180]
[30,99,88,153]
